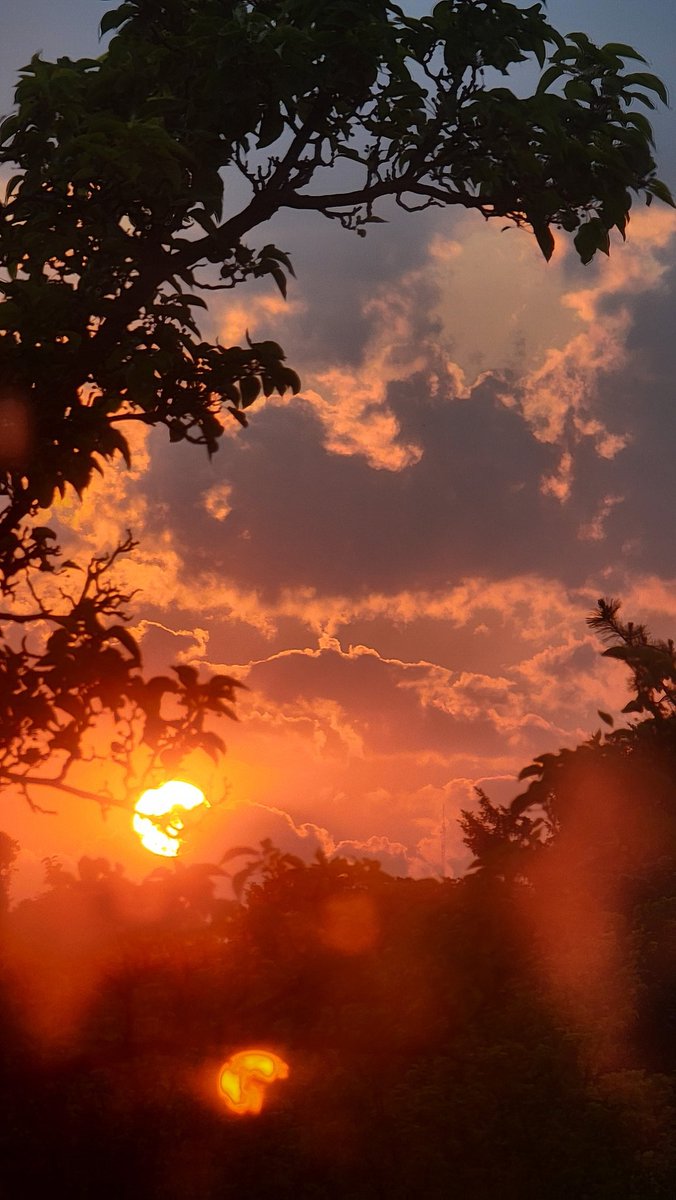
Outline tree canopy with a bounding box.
[461,597,676,889]
[0,0,673,805]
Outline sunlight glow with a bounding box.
[132,780,207,857]
[218,1050,290,1116]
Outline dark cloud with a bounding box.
[241,641,567,764]
[144,362,629,606]
[567,262,676,577]
[260,201,444,370]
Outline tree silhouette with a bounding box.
[1,829,674,1198]
[588,596,676,718]
[460,601,676,1075]
[0,830,18,914]
[1,1,673,802]
[461,599,676,877]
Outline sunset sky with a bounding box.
[3,0,676,896]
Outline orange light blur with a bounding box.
[319,893,380,955]
[132,780,206,857]
[0,395,32,468]
[218,1050,289,1116]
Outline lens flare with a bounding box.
[218,1050,289,1116]
[132,780,206,857]
[0,395,32,468]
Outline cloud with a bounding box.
[10,106,676,906]
[67,203,676,636]
[186,797,418,881]
[177,572,587,650]
[502,207,676,484]
[203,481,233,522]
[578,494,624,543]
[297,259,440,470]
[214,292,305,348]
[302,378,422,472]
[540,451,574,503]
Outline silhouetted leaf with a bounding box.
[100,3,135,36]
[174,664,199,687]
[532,221,555,260]
[518,763,542,781]
[220,845,257,864]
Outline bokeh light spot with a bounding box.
[218,1050,289,1116]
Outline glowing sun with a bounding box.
[133,780,207,857]
[218,1050,290,1116]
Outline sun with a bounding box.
[132,780,207,857]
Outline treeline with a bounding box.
[0,803,674,1196]
[0,603,675,1198]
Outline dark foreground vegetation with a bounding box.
[1,1,674,1191]
[1,605,675,1200]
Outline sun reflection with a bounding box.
[218,1050,289,1116]
[132,780,207,857]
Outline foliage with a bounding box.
[0,824,674,1197]
[588,596,676,718]
[0,2,672,802]
[1,1,672,520]
[0,533,242,810]
[458,601,676,1095]
[461,599,676,879]
[0,573,673,1196]
[0,830,18,913]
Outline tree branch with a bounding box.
[2,771,125,810]
[281,177,489,215]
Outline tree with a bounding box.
[1,0,673,807]
[458,601,676,1146]
[0,830,19,914]
[461,599,676,878]
[588,596,676,720]
[2,837,673,1198]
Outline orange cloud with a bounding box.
[216,292,305,347]
[284,245,464,470]
[504,207,676,473]
[203,481,233,521]
[540,451,574,502]
[578,494,624,542]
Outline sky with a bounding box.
[3,0,676,896]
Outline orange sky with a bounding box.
[4,2,676,897]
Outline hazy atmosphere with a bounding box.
[2,3,676,1196]
[3,0,676,892]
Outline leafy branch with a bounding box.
[0,534,242,806]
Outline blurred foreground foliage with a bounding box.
[1,615,675,1199]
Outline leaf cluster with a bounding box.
[1,835,674,1198]
[587,597,676,718]
[463,599,676,882]
[0,534,242,808]
[1,1,671,525]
